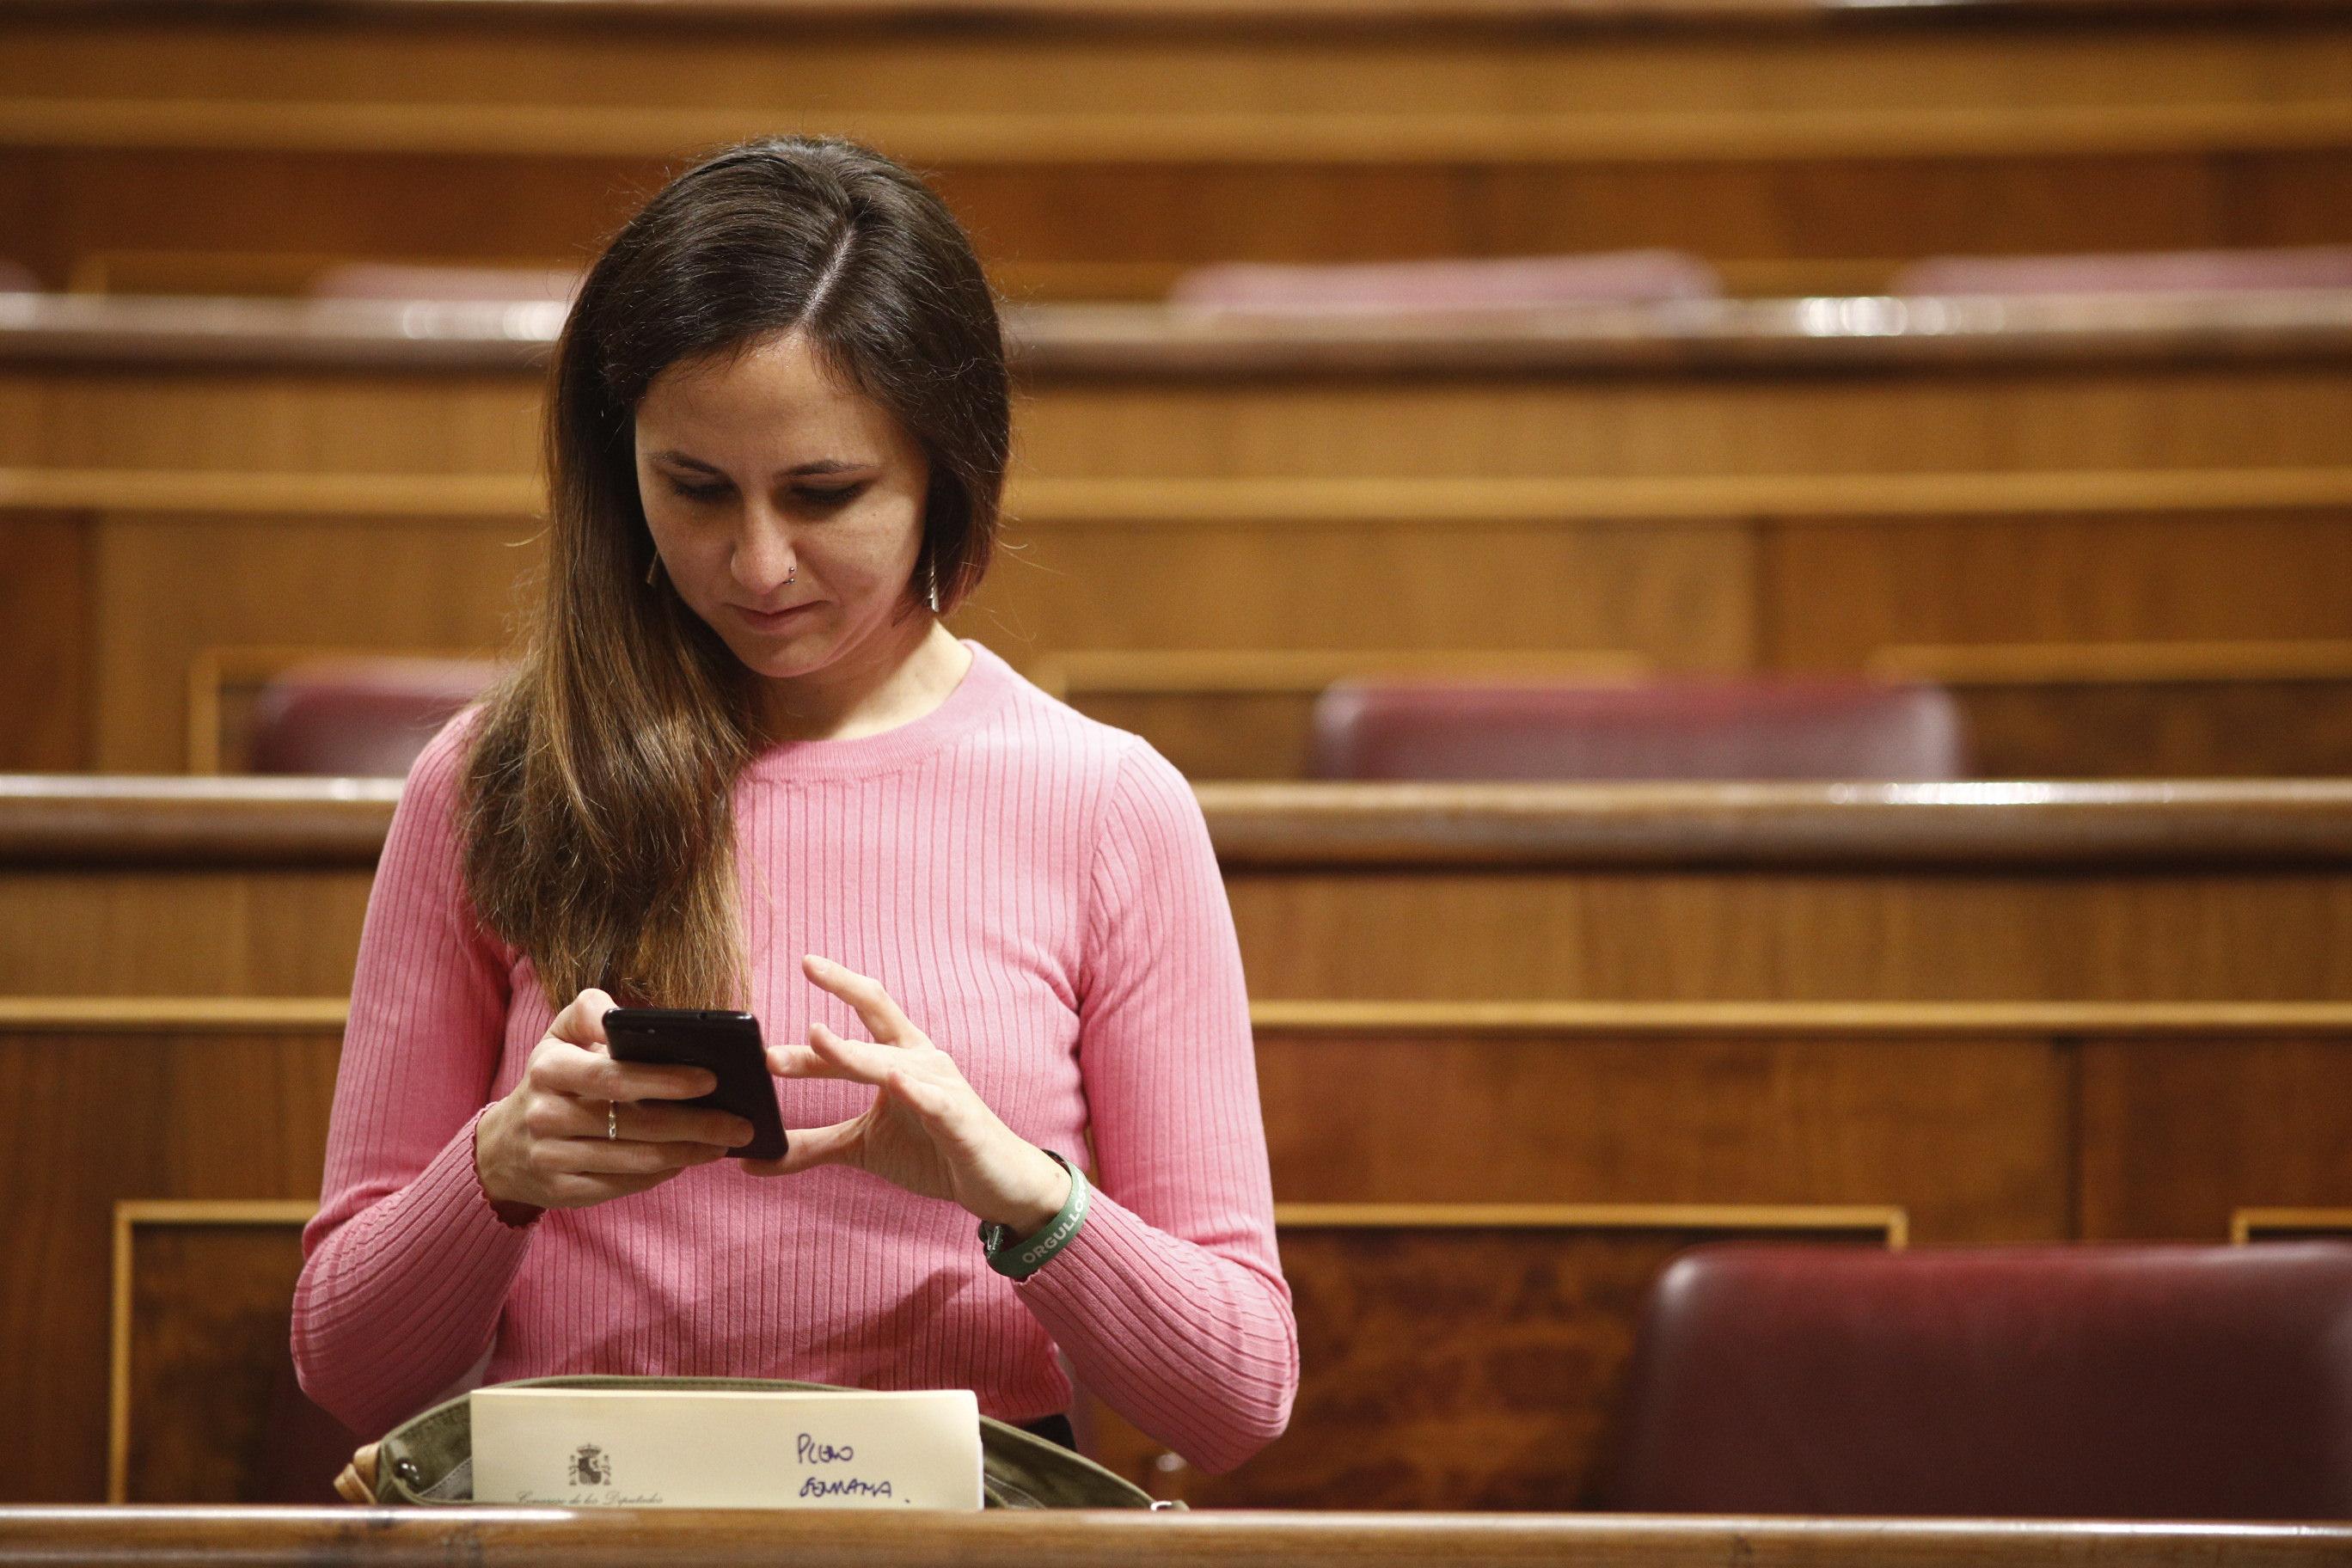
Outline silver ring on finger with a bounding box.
[608,1099,619,1141]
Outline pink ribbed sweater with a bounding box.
[291,640,1297,1473]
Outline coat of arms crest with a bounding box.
[568,1445,612,1487]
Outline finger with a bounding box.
[542,1043,717,1105]
[740,1118,861,1179]
[802,955,916,1046]
[594,1099,755,1148]
[550,987,617,1050]
[886,1067,960,1128]
[800,1020,900,1087]
[540,1136,730,1176]
[765,1048,867,1086]
[764,1041,839,1080]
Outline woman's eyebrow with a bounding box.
[650,450,874,478]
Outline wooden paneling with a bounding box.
[44,495,2352,775]
[89,515,535,771]
[0,511,90,771]
[5,5,2352,297]
[1040,650,1652,781]
[105,1197,1894,1510]
[1871,642,2352,777]
[18,861,2352,1002]
[29,155,2352,307]
[1951,680,2352,778]
[1253,1014,2067,1242]
[1094,1208,1898,1508]
[1764,513,2352,671]
[110,1203,354,1505]
[79,996,2352,1508]
[10,7,2351,158]
[1050,641,2352,781]
[0,374,543,475]
[1226,871,2352,1001]
[15,349,2346,476]
[2077,1037,2352,1239]
[9,327,2352,776]
[0,865,376,996]
[0,1002,344,1504]
[20,153,2352,309]
[976,514,1758,665]
[1085,676,2352,781]
[1014,366,2352,481]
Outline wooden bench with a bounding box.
[3,0,2350,299]
[56,1001,2352,1507]
[11,781,2352,1502]
[5,291,2351,776]
[8,776,2352,1003]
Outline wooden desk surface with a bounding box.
[8,775,2352,869]
[0,1510,2345,1568]
[7,290,2352,376]
[18,0,2352,33]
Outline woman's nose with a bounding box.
[729,513,799,591]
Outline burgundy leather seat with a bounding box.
[1308,679,1967,781]
[1599,1242,2352,1520]
[246,658,499,776]
[1893,245,2352,297]
[1168,250,1722,315]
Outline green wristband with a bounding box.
[978,1151,1089,1281]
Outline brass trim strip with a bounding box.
[1250,999,2352,1038]
[5,101,2352,163]
[1871,640,2352,687]
[106,1204,134,1504]
[13,467,2352,525]
[0,469,542,518]
[0,998,351,1030]
[12,996,2352,1036]
[1274,1201,1908,1246]
[1032,648,1651,700]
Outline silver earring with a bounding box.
[925,560,940,615]
[643,553,659,587]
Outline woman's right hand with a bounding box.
[474,988,756,1210]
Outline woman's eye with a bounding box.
[662,478,863,506]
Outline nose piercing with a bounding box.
[786,567,796,585]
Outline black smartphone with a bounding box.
[602,1008,788,1161]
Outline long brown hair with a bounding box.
[461,136,1010,1010]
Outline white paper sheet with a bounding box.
[469,1386,984,1510]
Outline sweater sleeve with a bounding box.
[290,709,536,1439]
[1013,738,1300,1475]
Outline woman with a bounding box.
[290,137,1297,1475]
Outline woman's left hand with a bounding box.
[744,954,1073,1234]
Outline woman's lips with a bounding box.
[733,601,819,631]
